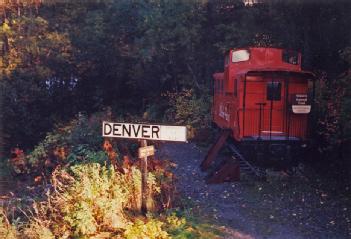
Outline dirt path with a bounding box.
[159,143,351,239]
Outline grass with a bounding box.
[164,208,224,239]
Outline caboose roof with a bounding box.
[228,47,305,73]
[239,69,315,79]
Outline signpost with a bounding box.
[138,145,155,158]
[102,121,187,214]
[140,140,148,214]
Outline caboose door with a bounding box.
[243,75,287,139]
[261,78,286,138]
[245,76,287,138]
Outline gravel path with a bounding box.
[159,142,351,239]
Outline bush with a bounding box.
[4,112,222,238]
[124,218,170,239]
[63,163,132,235]
[8,112,108,176]
[15,159,164,238]
[0,208,17,239]
[22,221,55,239]
[164,89,211,129]
[165,212,222,239]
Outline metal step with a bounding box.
[226,143,265,179]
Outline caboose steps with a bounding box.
[206,157,240,184]
[226,143,265,179]
[202,130,266,183]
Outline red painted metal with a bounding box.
[212,47,314,141]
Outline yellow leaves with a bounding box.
[0,208,18,239]
[0,14,72,79]
[124,219,170,239]
[1,21,11,33]
[166,214,186,228]
[61,164,132,236]
[22,221,55,239]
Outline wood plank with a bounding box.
[200,129,231,171]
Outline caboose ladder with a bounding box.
[200,129,231,171]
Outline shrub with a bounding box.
[26,129,69,170]
[8,112,109,176]
[0,208,17,239]
[8,148,27,175]
[4,111,221,238]
[164,89,211,129]
[68,113,104,151]
[124,218,170,239]
[164,211,222,239]
[63,163,131,234]
[22,221,55,239]
[18,158,165,238]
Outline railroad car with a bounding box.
[212,47,315,167]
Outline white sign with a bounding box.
[138,145,155,158]
[291,94,311,114]
[292,105,311,114]
[102,121,187,142]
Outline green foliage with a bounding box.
[165,89,211,129]
[27,126,69,167]
[64,200,98,236]
[123,212,222,239]
[8,112,108,174]
[24,162,146,238]
[124,219,170,239]
[49,151,141,236]
[1,109,223,238]
[2,0,351,159]
[69,115,103,151]
[165,211,222,239]
[314,47,351,177]
[0,5,75,150]
[1,0,351,219]
[67,149,108,165]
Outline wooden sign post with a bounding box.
[102,121,187,214]
[140,139,148,215]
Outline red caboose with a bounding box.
[212,47,314,166]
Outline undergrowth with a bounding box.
[2,111,222,238]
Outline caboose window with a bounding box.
[267,82,281,101]
[282,50,298,65]
[232,50,250,63]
